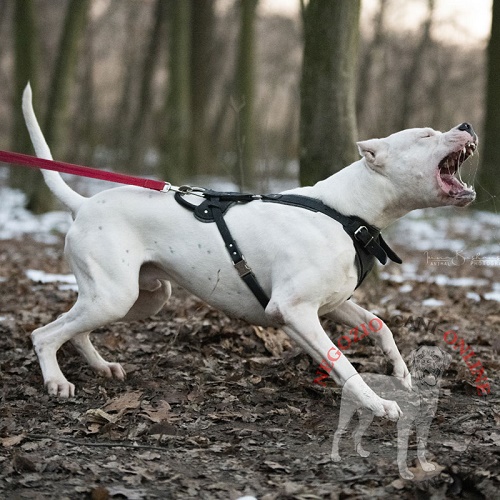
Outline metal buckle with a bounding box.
[354,226,374,247]
[234,259,252,278]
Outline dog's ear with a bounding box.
[408,348,418,369]
[357,139,388,168]
[438,347,453,369]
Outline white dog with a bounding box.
[331,346,451,479]
[22,85,476,421]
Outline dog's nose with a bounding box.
[458,122,475,137]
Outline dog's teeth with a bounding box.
[462,147,467,154]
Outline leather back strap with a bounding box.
[261,194,402,266]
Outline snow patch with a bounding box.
[484,283,500,302]
[422,298,445,307]
[0,186,70,242]
[466,292,481,302]
[26,269,78,291]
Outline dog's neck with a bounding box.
[291,160,408,229]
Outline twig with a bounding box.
[26,433,174,452]
[450,412,482,426]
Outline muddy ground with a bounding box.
[0,235,499,499]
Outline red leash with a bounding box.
[0,150,171,193]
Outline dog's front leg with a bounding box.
[268,302,401,420]
[415,416,436,472]
[325,300,411,389]
[396,419,414,480]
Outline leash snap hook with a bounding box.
[176,185,206,197]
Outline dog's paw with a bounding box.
[97,362,126,381]
[399,468,414,480]
[355,444,370,458]
[381,399,402,421]
[402,372,412,390]
[420,461,436,472]
[331,452,342,462]
[392,365,412,390]
[46,380,75,398]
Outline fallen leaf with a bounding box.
[103,391,143,413]
[140,400,171,423]
[405,462,445,481]
[135,451,161,461]
[252,326,292,356]
[91,486,110,500]
[86,408,118,424]
[391,478,406,489]
[443,438,472,452]
[1,434,25,448]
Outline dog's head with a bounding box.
[357,123,478,211]
[408,345,451,387]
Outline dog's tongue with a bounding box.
[423,373,437,385]
[438,172,465,194]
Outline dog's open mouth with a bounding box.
[422,368,438,386]
[437,141,476,202]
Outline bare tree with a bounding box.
[357,0,389,136]
[480,0,500,211]
[10,0,37,191]
[234,0,258,190]
[189,0,217,176]
[162,0,192,183]
[44,0,90,158]
[300,0,361,186]
[397,0,435,130]
[127,0,168,172]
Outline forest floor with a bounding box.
[0,221,499,499]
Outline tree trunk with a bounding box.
[234,0,258,190]
[397,0,435,130]
[356,0,388,135]
[189,0,216,176]
[127,0,167,172]
[300,0,361,186]
[113,1,144,164]
[10,0,38,190]
[162,0,192,183]
[44,0,90,158]
[479,0,500,211]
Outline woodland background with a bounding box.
[0,0,499,212]
[1,2,500,498]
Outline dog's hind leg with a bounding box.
[331,399,358,462]
[70,279,171,377]
[353,408,374,458]
[32,259,142,397]
[326,300,412,390]
[415,416,435,472]
[396,419,414,479]
[71,332,127,380]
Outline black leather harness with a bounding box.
[174,189,402,309]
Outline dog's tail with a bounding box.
[22,83,85,214]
